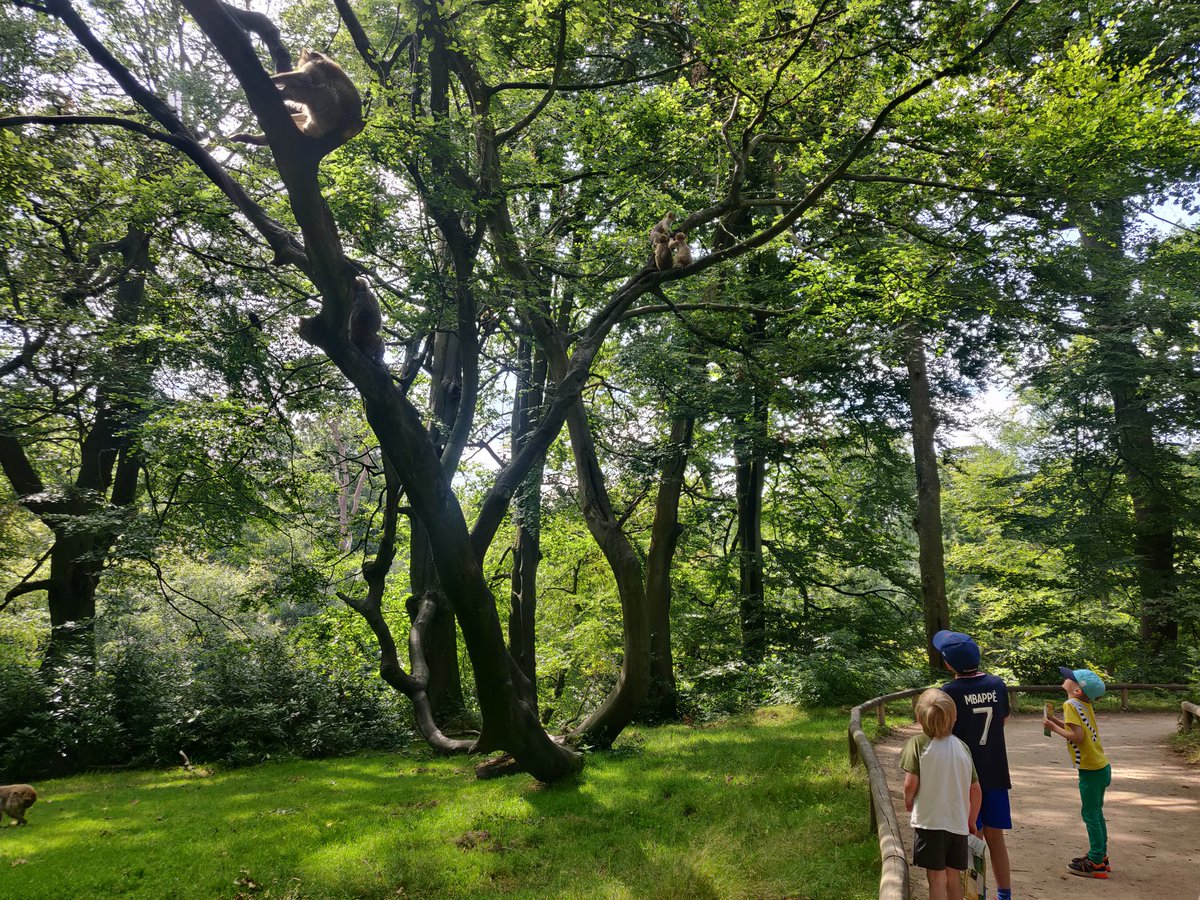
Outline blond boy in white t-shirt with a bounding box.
[902,688,982,900]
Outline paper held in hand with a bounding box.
[960,833,988,900]
[1044,701,1055,736]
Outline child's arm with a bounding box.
[1042,716,1084,744]
[967,781,982,835]
[903,772,919,812]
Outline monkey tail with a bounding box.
[230,132,270,146]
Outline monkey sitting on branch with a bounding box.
[669,232,692,268]
[653,232,673,270]
[0,784,37,826]
[648,212,676,246]
[232,49,363,148]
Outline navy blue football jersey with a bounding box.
[941,672,1011,791]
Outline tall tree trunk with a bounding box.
[904,322,949,671]
[734,375,768,664]
[1073,199,1177,648]
[508,331,547,695]
[643,415,693,721]
[408,324,467,724]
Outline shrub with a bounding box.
[0,631,412,781]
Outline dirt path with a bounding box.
[874,712,1200,900]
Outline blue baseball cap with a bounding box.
[1060,667,1106,700]
[932,630,981,671]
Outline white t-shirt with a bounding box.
[900,732,978,834]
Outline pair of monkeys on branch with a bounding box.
[231,48,363,147]
[649,213,692,270]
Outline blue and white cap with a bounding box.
[1059,667,1106,700]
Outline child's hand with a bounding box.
[968,821,978,836]
[904,799,913,812]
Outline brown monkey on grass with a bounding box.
[232,49,363,147]
[0,784,37,825]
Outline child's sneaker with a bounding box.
[1072,854,1111,872]
[1067,856,1109,878]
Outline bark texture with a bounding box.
[643,415,693,720]
[903,322,950,671]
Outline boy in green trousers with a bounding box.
[1042,667,1111,878]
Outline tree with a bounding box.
[6,0,1038,778]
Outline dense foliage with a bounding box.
[1,0,1198,777]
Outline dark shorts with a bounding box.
[976,788,1012,830]
[913,828,968,871]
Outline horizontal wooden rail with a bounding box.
[848,682,1194,900]
[1183,700,1199,732]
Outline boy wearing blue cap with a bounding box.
[1043,667,1111,878]
[932,630,1014,900]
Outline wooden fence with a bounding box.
[847,682,1193,900]
[1184,699,1200,731]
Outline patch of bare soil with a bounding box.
[874,712,1199,900]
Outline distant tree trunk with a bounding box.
[329,419,369,553]
[1073,199,1177,648]
[643,414,693,721]
[734,366,768,664]
[0,224,152,670]
[904,322,949,671]
[508,330,547,696]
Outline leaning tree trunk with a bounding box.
[1073,199,1177,649]
[561,393,652,748]
[903,322,950,671]
[642,414,694,721]
[164,0,581,782]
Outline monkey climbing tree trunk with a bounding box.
[1073,199,1177,649]
[734,359,768,665]
[643,415,693,721]
[904,322,950,671]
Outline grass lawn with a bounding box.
[0,706,879,899]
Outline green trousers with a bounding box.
[1078,764,1111,863]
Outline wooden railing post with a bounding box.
[1120,688,1129,711]
[1183,701,1198,733]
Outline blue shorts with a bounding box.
[976,788,1012,830]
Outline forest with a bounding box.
[1,0,1199,798]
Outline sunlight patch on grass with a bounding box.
[0,707,877,899]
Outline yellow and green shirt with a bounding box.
[1063,698,1108,770]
